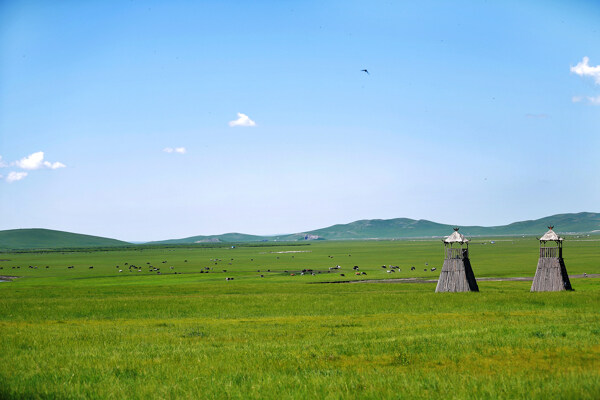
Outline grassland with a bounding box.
[1,238,599,399]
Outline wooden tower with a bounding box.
[436,228,479,292]
[531,226,572,292]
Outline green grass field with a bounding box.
[1,238,599,399]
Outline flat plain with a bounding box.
[1,237,599,399]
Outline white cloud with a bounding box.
[6,171,28,183]
[587,95,600,105]
[572,95,600,105]
[228,112,256,127]
[163,147,187,154]
[15,151,45,170]
[0,156,7,168]
[14,151,65,170]
[43,161,66,169]
[571,57,600,84]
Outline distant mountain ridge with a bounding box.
[149,212,600,244]
[1,212,598,249]
[0,228,129,250]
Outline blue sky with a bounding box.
[1,0,599,241]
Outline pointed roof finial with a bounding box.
[453,227,459,231]
[548,225,554,230]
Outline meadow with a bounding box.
[1,238,599,399]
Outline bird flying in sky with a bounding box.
[361,69,369,75]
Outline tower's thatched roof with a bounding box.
[539,227,563,242]
[443,228,468,244]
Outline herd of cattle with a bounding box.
[1,254,440,282]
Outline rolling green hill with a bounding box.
[149,232,269,244]
[0,229,129,250]
[150,212,600,243]
[3,213,598,248]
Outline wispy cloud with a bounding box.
[571,57,600,84]
[0,156,7,168]
[572,95,600,105]
[6,171,28,183]
[228,112,256,127]
[163,147,187,154]
[44,161,66,169]
[587,95,600,105]
[14,151,66,170]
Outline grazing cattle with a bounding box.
[260,275,264,278]
[89,266,93,269]
[170,266,174,269]
[355,272,361,276]
[353,266,359,270]
[361,272,367,275]
[424,269,427,272]
[411,266,415,271]
[222,270,227,272]
[119,270,123,272]
[340,274,345,277]
[431,267,437,271]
